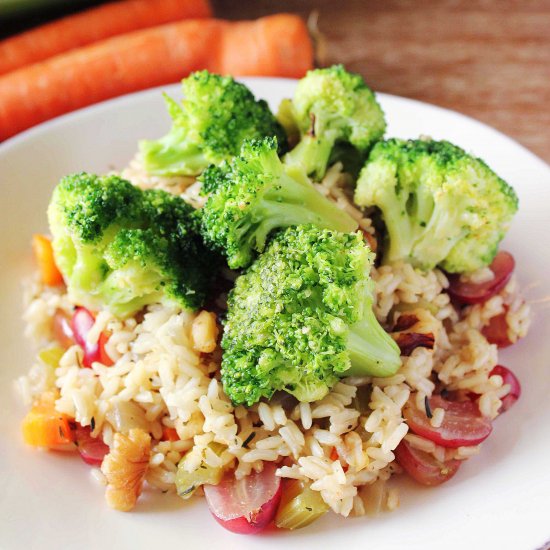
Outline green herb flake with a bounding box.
[424,395,433,419]
[178,485,196,497]
[242,431,257,449]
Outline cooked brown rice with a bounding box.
[16,159,531,518]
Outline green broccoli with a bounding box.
[48,172,217,316]
[354,138,518,273]
[198,163,229,197]
[199,137,358,269]
[140,70,288,176]
[281,65,386,181]
[221,225,402,406]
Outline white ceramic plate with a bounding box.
[0,78,549,550]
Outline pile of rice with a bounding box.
[17,160,531,519]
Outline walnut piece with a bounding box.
[191,311,219,353]
[101,428,151,511]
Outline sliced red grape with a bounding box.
[73,424,109,466]
[490,365,521,413]
[447,251,515,305]
[53,309,75,349]
[71,307,113,368]
[204,462,282,534]
[403,395,492,448]
[395,439,461,486]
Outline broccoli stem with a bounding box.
[411,202,467,269]
[250,170,358,250]
[378,197,414,264]
[284,134,336,180]
[346,307,401,378]
[141,127,208,176]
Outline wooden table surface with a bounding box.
[214,0,550,163]
[2,1,549,163]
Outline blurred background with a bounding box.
[1,0,548,162]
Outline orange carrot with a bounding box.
[161,427,180,442]
[218,14,313,79]
[22,404,75,450]
[32,234,64,286]
[0,0,212,77]
[0,14,313,141]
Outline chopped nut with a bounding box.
[191,311,219,353]
[101,428,151,511]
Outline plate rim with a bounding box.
[1,76,549,550]
[1,76,548,175]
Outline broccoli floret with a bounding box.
[48,172,217,316]
[281,65,386,181]
[140,71,288,176]
[198,163,230,197]
[354,138,519,273]
[221,225,401,406]
[199,137,358,269]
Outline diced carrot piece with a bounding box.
[32,234,63,286]
[162,426,179,442]
[329,446,349,471]
[22,404,75,450]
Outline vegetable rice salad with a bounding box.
[17,66,530,534]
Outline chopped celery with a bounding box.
[38,346,64,387]
[175,463,223,500]
[275,479,329,530]
[392,299,439,316]
[175,443,225,500]
[38,346,64,368]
